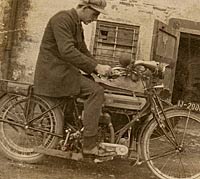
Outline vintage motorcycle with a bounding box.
[0,60,200,179]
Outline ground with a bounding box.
[0,154,157,179]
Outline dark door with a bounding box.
[150,20,180,97]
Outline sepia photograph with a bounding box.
[0,0,200,178]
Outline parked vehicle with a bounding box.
[0,60,199,179]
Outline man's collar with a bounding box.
[71,8,81,25]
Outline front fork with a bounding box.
[151,93,179,148]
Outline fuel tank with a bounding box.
[104,91,146,110]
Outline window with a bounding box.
[93,21,140,66]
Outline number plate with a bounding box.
[177,100,200,113]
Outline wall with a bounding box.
[0,0,11,79]
[0,0,8,50]
[0,0,30,80]
[1,0,200,82]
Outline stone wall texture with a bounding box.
[0,0,11,78]
[1,0,200,82]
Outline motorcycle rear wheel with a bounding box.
[142,109,200,179]
[0,94,63,163]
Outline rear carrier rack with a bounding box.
[0,79,33,96]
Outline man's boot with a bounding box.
[82,135,98,156]
[82,135,116,157]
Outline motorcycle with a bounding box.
[0,60,200,179]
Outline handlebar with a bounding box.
[134,60,168,79]
[134,60,159,71]
[107,60,167,80]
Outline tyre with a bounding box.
[0,94,63,163]
[141,109,200,179]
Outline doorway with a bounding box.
[172,32,200,104]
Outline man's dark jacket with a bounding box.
[34,8,97,97]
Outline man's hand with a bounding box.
[95,64,112,76]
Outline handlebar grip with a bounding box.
[134,61,159,70]
[133,60,168,79]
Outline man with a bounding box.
[34,0,111,156]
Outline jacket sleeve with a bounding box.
[50,13,97,74]
[79,41,93,58]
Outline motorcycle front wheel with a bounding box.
[141,109,200,179]
[0,94,63,163]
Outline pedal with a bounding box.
[99,142,128,156]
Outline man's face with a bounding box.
[81,7,100,25]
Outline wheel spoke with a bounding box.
[148,149,177,161]
[180,111,190,146]
[160,153,177,177]
[177,152,187,178]
[184,144,200,177]
[152,125,177,149]
[5,109,23,123]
